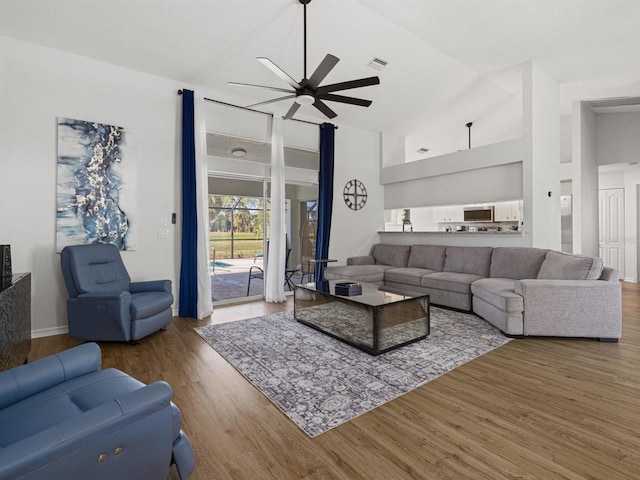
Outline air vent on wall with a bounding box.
[416,147,429,153]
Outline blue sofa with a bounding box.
[0,343,195,479]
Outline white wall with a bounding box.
[329,125,383,263]
[572,102,599,256]
[560,115,573,164]
[0,36,183,336]
[384,162,523,209]
[381,138,524,209]
[0,36,385,335]
[381,132,405,168]
[596,112,640,166]
[522,62,561,250]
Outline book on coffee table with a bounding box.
[335,282,362,296]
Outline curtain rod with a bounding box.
[177,90,337,129]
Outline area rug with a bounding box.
[195,307,511,437]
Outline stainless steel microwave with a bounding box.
[463,206,494,222]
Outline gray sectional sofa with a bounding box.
[323,244,622,341]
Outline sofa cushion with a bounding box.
[323,264,391,283]
[384,267,438,287]
[443,246,493,277]
[407,245,446,271]
[537,251,604,280]
[372,244,411,267]
[490,247,548,280]
[471,278,523,313]
[130,292,173,319]
[421,272,484,295]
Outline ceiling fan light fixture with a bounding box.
[229,0,379,120]
[295,93,315,105]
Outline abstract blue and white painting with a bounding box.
[56,117,136,251]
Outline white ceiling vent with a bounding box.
[368,58,388,71]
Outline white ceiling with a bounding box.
[2,0,639,155]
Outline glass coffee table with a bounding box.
[293,280,430,355]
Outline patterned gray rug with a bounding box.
[195,307,511,437]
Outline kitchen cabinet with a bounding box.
[494,201,521,221]
[433,206,463,222]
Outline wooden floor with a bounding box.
[31,284,640,480]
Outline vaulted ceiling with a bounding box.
[2,0,639,156]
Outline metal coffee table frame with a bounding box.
[294,280,430,356]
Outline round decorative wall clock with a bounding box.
[343,179,368,210]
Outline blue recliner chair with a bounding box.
[0,343,195,479]
[60,244,173,342]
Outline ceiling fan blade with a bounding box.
[313,99,337,119]
[306,54,339,90]
[257,57,301,90]
[316,76,380,95]
[246,95,296,108]
[228,81,295,94]
[284,102,301,119]
[316,93,372,107]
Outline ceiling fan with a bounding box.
[228,0,380,120]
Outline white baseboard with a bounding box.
[31,325,69,339]
[623,276,636,283]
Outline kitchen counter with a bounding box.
[379,230,523,234]
[378,229,527,248]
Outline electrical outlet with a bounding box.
[158,228,169,239]
[160,217,168,227]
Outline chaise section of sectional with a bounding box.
[514,256,621,341]
[324,244,411,285]
[470,247,549,335]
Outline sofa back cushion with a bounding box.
[372,244,411,267]
[443,246,493,277]
[537,251,604,280]
[490,247,548,279]
[407,245,446,271]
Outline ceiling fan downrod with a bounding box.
[301,0,312,80]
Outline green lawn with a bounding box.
[210,232,264,259]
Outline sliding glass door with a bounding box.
[208,177,267,303]
[207,176,317,304]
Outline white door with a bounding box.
[599,188,625,275]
